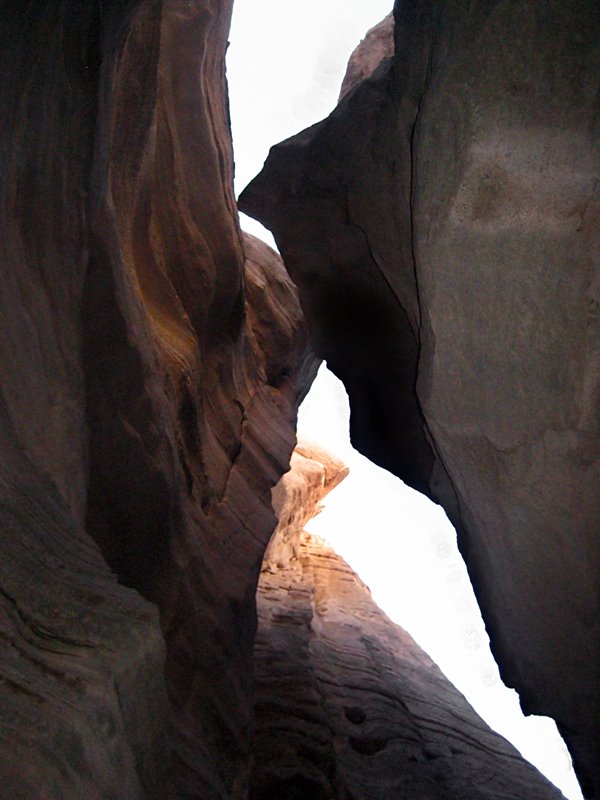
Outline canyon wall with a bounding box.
[1,1,597,798]
[0,3,316,798]
[240,2,600,796]
[252,443,564,800]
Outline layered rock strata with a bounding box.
[239,3,600,796]
[0,3,316,798]
[252,443,565,800]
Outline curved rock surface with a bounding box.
[0,3,316,798]
[239,3,600,796]
[252,443,565,800]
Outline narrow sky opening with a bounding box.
[226,5,583,798]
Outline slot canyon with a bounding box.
[0,2,597,799]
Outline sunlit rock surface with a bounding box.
[252,443,565,800]
[264,440,349,571]
[0,3,316,798]
[239,3,600,796]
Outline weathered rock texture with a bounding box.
[253,443,565,800]
[0,3,316,798]
[239,2,600,796]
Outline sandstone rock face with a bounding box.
[239,3,600,796]
[252,444,564,800]
[0,3,316,798]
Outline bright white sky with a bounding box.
[227,4,583,798]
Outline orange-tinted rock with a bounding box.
[252,445,564,799]
[265,439,349,571]
[240,4,600,796]
[0,3,316,798]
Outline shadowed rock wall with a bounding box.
[252,443,565,800]
[0,3,316,798]
[240,2,600,796]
